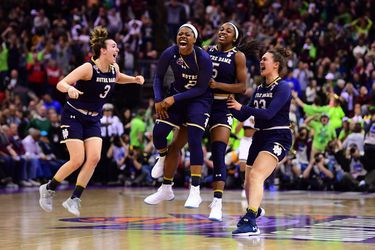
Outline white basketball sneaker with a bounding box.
[184,185,202,208]
[39,182,55,212]
[144,184,174,205]
[151,156,165,178]
[208,198,223,221]
[62,197,81,217]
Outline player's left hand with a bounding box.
[163,96,175,108]
[209,79,218,89]
[134,75,145,85]
[227,96,242,110]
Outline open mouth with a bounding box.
[178,40,188,48]
[218,34,226,41]
[260,65,266,71]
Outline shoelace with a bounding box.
[43,190,55,199]
[72,199,81,209]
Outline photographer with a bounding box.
[334,143,367,191]
[342,122,365,155]
[301,152,334,190]
[123,145,152,187]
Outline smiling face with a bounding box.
[217,23,236,47]
[176,27,196,54]
[260,52,279,77]
[100,39,119,64]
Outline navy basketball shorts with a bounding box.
[156,96,212,131]
[60,106,102,143]
[246,129,292,166]
[155,100,186,129]
[185,95,212,131]
[208,100,233,131]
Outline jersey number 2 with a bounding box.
[100,85,111,99]
[184,80,197,89]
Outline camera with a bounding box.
[348,144,357,155]
[314,153,323,163]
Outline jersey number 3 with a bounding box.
[100,85,111,99]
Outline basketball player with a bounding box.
[228,47,292,235]
[39,26,144,216]
[144,23,213,208]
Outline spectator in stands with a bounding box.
[301,152,335,190]
[129,109,146,150]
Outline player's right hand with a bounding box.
[227,96,242,111]
[155,102,169,120]
[68,86,83,99]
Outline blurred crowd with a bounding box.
[0,0,374,192]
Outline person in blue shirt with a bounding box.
[144,23,213,208]
[39,26,144,216]
[228,47,292,236]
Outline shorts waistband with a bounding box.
[67,102,99,116]
[256,126,290,131]
[214,93,233,100]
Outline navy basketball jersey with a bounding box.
[68,58,117,113]
[207,45,237,95]
[153,45,213,103]
[169,45,199,93]
[250,77,291,129]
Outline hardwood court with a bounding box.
[1,187,374,250]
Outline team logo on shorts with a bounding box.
[227,116,233,126]
[273,144,282,156]
[62,129,69,139]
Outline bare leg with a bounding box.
[53,140,85,182]
[76,138,102,187]
[247,152,278,210]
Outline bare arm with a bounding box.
[56,63,91,98]
[113,63,144,85]
[302,163,314,179]
[106,144,114,158]
[304,115,318,126]
[235,121,244,134]
[292,90,305,107]
[210,52,247,93]
[318,163,334,179]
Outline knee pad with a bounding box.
[153,122,174,150]
[187,126,204,165]
[212,141,227,182]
